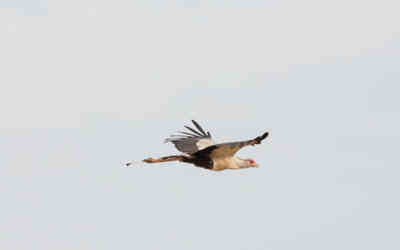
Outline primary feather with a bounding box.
[165,120,215,154]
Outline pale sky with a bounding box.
[1,1,400,250]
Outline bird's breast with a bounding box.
[212,157,239,171]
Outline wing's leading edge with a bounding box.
[195,131,269,158]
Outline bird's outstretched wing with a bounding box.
[194,132,269,158]
[165,120,215,154]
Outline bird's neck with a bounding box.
[234,157,250,169]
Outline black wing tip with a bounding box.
[254,131,269,144]
[184,125,203,136]
[191,120,211,137]
[191,120,202,128]
[191,120,207,136]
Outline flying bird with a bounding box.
[127,120,269,171]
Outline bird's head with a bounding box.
[245,158,259,168]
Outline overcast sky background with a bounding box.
[1,1,400,250]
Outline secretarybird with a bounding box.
[126,120,269,171]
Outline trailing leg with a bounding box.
[142,155,189,163]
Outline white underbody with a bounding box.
[212,157,246,171]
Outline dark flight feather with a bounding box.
[178,131,199,137]
[191,120,207,136]
[184,126,204,137]
[165,121,214,154]
[194,131,269,158]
